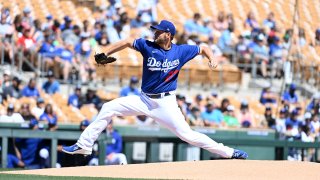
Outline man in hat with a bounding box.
[63,20,248,159]
[68,84,83,109]
[282,83,299,105]
[120,76,140,97]
[42,70,60,94]
[0,103,24,123]
[2,76,21,100]
[84,84,101,110]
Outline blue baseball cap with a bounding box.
[289,83,296,90]
[151,20,176,36]
[80,119,90,127]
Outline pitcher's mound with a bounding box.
[3,160,320,179]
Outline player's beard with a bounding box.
[154,36,167,45]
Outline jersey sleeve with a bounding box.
[180,45,200,64]
[133,38,146,52]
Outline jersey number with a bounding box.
[165,70,179,82]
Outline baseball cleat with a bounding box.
[231,149,248,159]
[62,144,92,155]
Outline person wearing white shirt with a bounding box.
[0,104,24,123]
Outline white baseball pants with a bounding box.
[77,93,234,158]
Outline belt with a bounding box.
[143,91,175,99]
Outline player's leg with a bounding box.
[63,95,149,155]
[151,95,247,159]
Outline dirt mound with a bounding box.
[2,160,320,179]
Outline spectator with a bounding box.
[201,102,224,127]
[213,11,228,33]
[19,103,36,121]
[244,11,259,30]
[60,16,73,31]
[96,31,109,46]
[269,36,284,78]
[187,107,204,127]
[68,85,83,108]
[0,16,14,64]
[105,120,127,165]
[61,25,81,46]
[276,108,288,139]
[42,70,60,94]
[74,32,93,83]
[33,19,44,43]
[84,85,102,110]
[38,35,57,72]
[250,34,269,78]
[194,94,205,112]
[39,104,58,131]
[6,154,25,168]
[2,76,22,100]
[310,114,320,137]
[14,119,48,169]
[55,42,75,82]
[282,84,299,105]
[0,7,11,24]
[80,119,90,131]
[41,14,53,30]
[21,78,40,98]
[135,115,155,126]
[237,100,255,128]
[17,26,38,66]
[120,76,140,96]
[223,105,240,128]
[235,35,251,71]
[285,110,303,137]
[306,92,320,114]
[130,13,144,28]
[220,98,230,114]
[298,28,306,47]
[0,103,24,123]
[184,13,202,35]
[136,0,158,23]
[259,85,277,105]
[1,70,11,89]
[262,106,276,128]
[31,97,45,120]
[263,12,276,30]
[217,25,235,56]
[21,7,33,27]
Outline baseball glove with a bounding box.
[94,53,117,65]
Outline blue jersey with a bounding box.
[133,38,200,93]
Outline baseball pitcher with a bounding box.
[63,20,248,159]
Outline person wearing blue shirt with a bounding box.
[42,71,60,94]
[260,86,277,105]
[6,154,25,168]
[21,78,40,98]
[14,119,44,169]
[282,84,299,104]
[218,25,234,55]
[269,36,283,78]
[201,102,224,127]
[120,76,140,96]
[250,34,269,78]
[39,104,58,131]
[68,85,83,108]
[105,120,127,165]
[63,20,248,159]
[184,13,203,35]
[54,43,74,82]
[306,93,320,112]
[263,12,276,30]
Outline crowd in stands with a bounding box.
[0,0,320,167]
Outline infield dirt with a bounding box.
[2,160,320,179]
